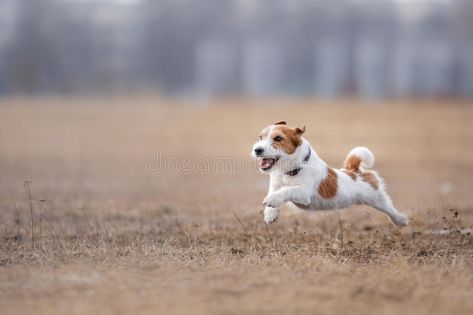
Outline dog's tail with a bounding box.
[343,147,375,171]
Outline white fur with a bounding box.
[347,146,374,169]
[252,130,408,227]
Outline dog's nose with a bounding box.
[254,148,264,156]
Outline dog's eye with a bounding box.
[259,136,263,140]
[273,136,283,142]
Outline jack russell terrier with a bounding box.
[251,121,408,226]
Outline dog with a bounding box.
[251,121,408,226]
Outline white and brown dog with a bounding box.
[252,121,408,226]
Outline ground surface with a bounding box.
[1,97,473,315]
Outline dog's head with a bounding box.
[251,121,306,173]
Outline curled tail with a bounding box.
[343,147,375,171]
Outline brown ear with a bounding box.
[273,121,287,125]
[295,126,306,135]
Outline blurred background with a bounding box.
[0,0,472,100]
[1,2,473,314]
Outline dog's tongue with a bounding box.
[260,158,273,169]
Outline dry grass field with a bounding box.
[1,96,473,315]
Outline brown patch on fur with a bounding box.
[270,125,304,154]
[273,121,287,125]
[362,171,379,190]
[342,169,357,181]
[343,155,362,172]
[318,168,338,199]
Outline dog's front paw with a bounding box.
[263,193,284,208]
[264,207,279,224]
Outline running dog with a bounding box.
[251,121,408,226]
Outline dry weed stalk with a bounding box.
[23,180,35,250]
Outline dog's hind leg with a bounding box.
[366,191,408,227]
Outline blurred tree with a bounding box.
[0,0,471,98]
[3,0,57,94]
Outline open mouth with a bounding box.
[259,157,280,171]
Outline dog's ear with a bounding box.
[290,126,305,147]
[295,126,306,135]
[273,121,287,125]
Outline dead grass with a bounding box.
[0,96,473,315]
